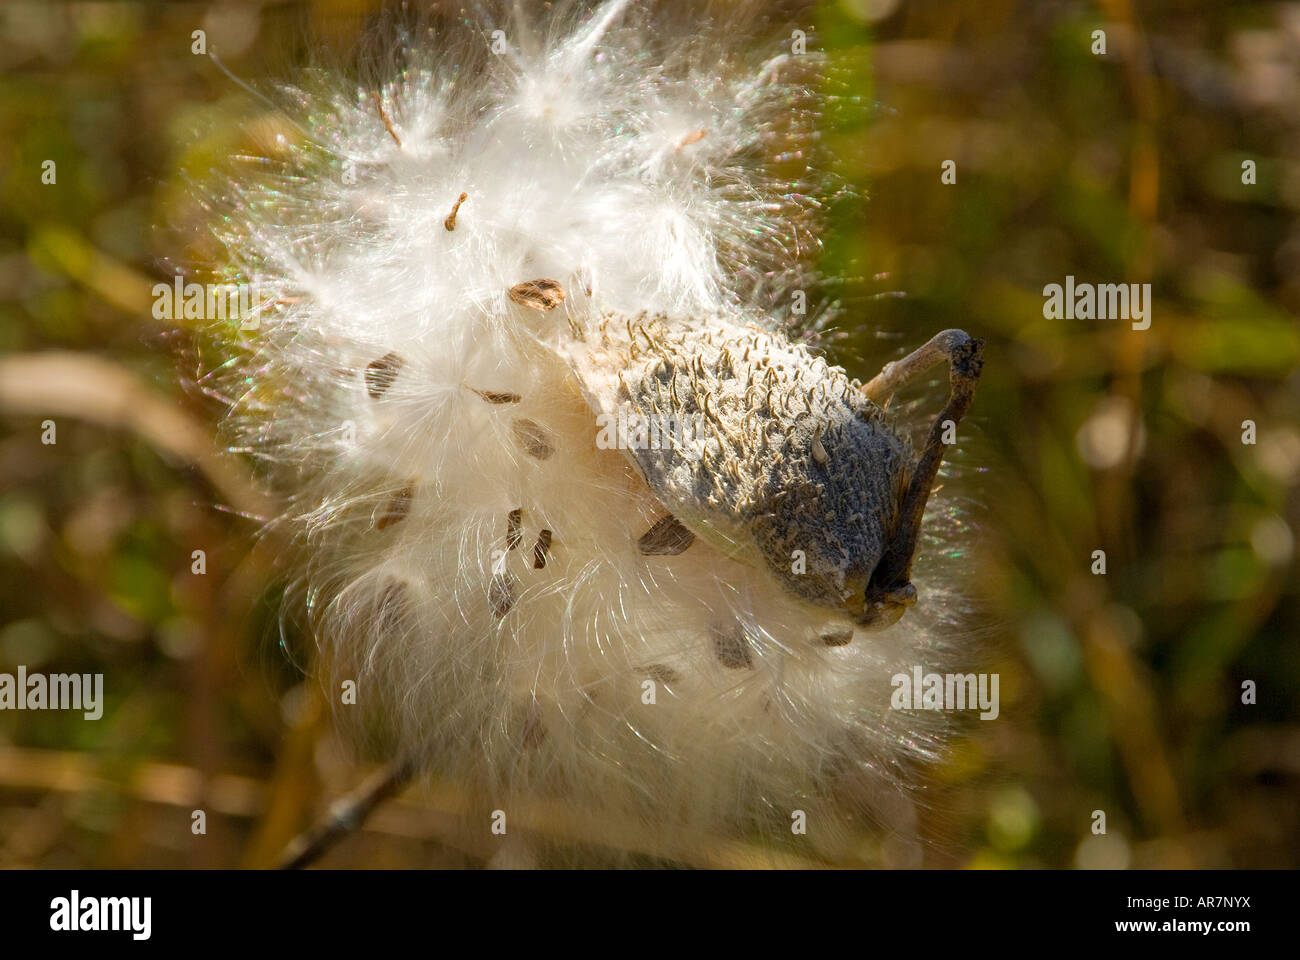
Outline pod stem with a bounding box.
[866,330,985,599]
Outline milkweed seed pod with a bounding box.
[194,0,984,866]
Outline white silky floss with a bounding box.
[199,0,980,865]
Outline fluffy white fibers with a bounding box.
[197,0,979,866]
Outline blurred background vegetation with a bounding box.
[0,0,1296,868]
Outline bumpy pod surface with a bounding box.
[561,311,914,613]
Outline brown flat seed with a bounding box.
[365,352,403,399]
[489,572,517,618]
[676,128,707,150]
[644,664,681,685]
[506,508,523,550]
[820,626,854,647]
[376,484,414,529]
[532,529,552,569]
[637,514,695,555]
[521,702,546,749]
[512,419,555,459]
[507,278,566,312]
[711,620,754,670]
[467,385,522,404]
[444,192,467,231]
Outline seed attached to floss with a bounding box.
[365,352,403,399]
[444,192,468,231]
[820,626,854,647]
[532,529,552,569]
[521,701,546,750]
[644,664,681,686]
[636,514,695,555]
[512,419,555,460]
[676,128,707,150]
[467,385,522,404]
[710,619,754,670]
[376,483,415,530]
[508,279,566,312]
[489,572,517,619]
[506,508,523,550]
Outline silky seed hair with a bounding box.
[193,0,980,865]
